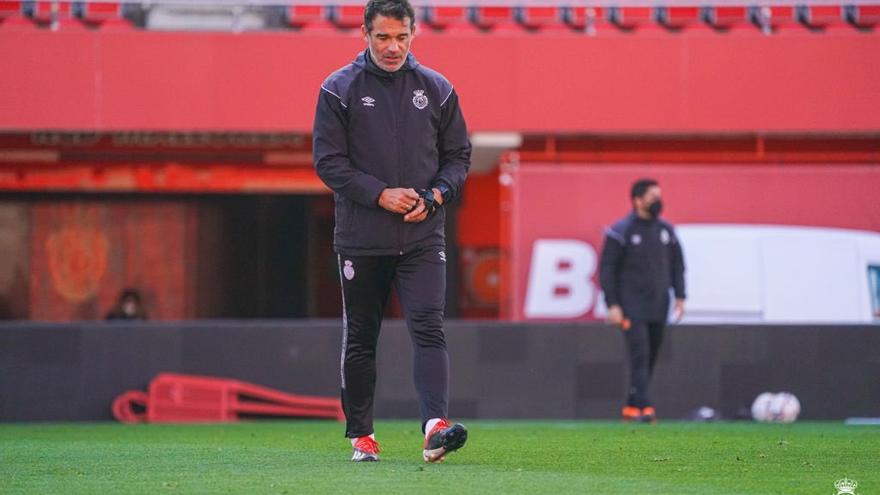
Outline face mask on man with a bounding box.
[647,199,663,218]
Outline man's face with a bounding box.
[122,298,138,316]
[362,14,415,73]
[634,185,662,215]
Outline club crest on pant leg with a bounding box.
[343,260,355,280]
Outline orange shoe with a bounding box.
[351,436,380,462]
[423,419,468,463]
[621,406,641,422]
[641,407,657,424]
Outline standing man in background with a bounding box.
[599,178,686,423]
[312,0,471,463]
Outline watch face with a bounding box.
[438,185,451,202]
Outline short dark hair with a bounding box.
[630,178,659,199]
[364,0,415,32]
[120,288,142,303]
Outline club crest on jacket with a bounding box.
[412,90,428,110]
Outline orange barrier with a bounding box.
[112,373,344,423]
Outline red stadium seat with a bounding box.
[844,4,880,28]
[561,6,606,33]
[0,0,22,18]
[515,6,567,31]
[330,4,364,29]
[656,6,701,29]
[284,4,333,30]
[0,1,34,27]
[73,1,131,28]
[796,4,845,29]
[608,6,653,30]
[421,5,474,32]
[26,0,71,22]
[469,6,518,31]
[749,5,798,33]
[24,0,83,28]
[702,5,749,30]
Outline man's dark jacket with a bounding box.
[599,213,686,321]
[313,49,471,256]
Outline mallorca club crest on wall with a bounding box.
[46,205,109,303]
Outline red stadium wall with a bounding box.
[456,171,503,315]
[1,29,879,133]
[0,200,198,320]
[2,25,878,321]
[502,163,880,320]
[0,195,327,321]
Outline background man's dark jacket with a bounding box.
[599,213,686,321]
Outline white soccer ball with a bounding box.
[772,392,801,423]
[751,392,801,423]
[751,392,776,422]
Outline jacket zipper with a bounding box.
[394,72,405,255]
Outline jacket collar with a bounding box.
[355,49,419,78]
[630,211,658,224]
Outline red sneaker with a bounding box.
[351,436,380,462]
[423,419,468,463]
[621,406,641,422]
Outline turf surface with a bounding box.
[1,420,877,494]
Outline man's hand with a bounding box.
[378,188,420,214]
[607,305,624,326]
[673,298,685,323]
[404,199,428,223]
[404,188,443,223]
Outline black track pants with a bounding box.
[337,247,449,438]
[622,320,666,409]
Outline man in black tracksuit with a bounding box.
[313,0,470,463]
[599,178,686,423]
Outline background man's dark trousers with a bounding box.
[622,320,665,408]
[337,246,449,438]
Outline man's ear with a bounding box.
[361,24,369,42]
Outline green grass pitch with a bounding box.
[1,420,877,494]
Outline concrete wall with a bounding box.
[1,321,878,422]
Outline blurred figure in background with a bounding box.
[105,288,148,321]
[599,178,686,423]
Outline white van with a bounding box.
[676,224,880,324]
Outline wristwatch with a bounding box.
[434,183,452,204]
[419,188,438,216]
